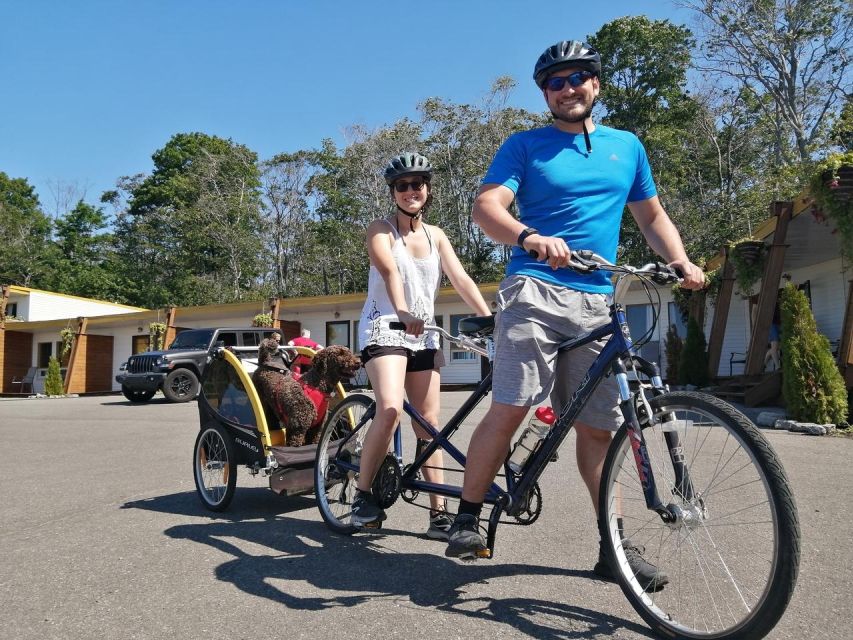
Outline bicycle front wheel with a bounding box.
[314,393,375,534]
[599,391,799,640]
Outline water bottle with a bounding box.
[508,406,557,473]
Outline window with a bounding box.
[38,342,53,368]
[241,332,261,347]
[449,314,476,361]
[132,335,149,354]
[219,332,238,347]
[5,302,17,318]
[667,302,688,339]
[625,304,651,342]
[326,321,351,349]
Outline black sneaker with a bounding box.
[351,490,386,528]
[426,510,454,540]
[594,540,669,592]
[444,513,488,559]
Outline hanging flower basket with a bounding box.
[810,153,853,262]
[732,240,766,266]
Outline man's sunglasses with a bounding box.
[545,70,595,91]
[393,179,427,193]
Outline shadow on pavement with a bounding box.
[124,492,654,639]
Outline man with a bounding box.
[288,328,323,374]
[444,40,705,587]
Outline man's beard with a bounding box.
[550,100,594,123]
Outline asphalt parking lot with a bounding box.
[1,393,851,640]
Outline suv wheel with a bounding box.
[122,385,156,403]
[163,368,199,403]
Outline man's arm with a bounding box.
[472,184,571,270]
[628,196,705,290]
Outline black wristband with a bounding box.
[517,227,539,248]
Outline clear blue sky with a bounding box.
[1,0,692,211]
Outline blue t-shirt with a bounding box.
[483,124,657,292]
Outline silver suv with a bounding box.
[116,327,279,403]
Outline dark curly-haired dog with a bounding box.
[252,338,361,447]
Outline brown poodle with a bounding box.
[252,338,361,447]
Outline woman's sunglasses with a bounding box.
[544,70,595,91]
[393,179,427,193]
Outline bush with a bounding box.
[664,324,683,384]
[44,357,65,396]
[780,284,848,424]
[678,317,709,387]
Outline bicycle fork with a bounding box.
[615,365,695,523]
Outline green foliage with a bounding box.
[830,96,853,152]
[44,357,65,396]
[780,284,848,424]
[111,132,263,307]
[678,317,709,387]
[149,322,166,350]
[808,151,853,261]
[252,312,273,327]
[60,327,74,358]
[664,324,684,384]
[0,172,52,286]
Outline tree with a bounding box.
[43,357,64,396]
[110,133,262,307]
[684,0,853,163]
[779,283,848,423]
[678,317,710,387]
[48,200,122,300]
[0,172,52,286]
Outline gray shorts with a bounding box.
[492,275,623,431]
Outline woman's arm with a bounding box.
[366,220,424,335]
[434,226,492,316]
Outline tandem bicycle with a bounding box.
[312,251,800,640]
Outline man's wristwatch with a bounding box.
[517,227,539,249]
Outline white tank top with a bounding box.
[359,219,441,351]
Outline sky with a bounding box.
[0,0,694,213]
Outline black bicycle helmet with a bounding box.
[383,152,433,185]
[533,40,601,88]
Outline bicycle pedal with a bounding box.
[362,520,383,530]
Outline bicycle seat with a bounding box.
[458,315,494,337]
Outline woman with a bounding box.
[353,152,491,538]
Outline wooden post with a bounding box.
[839,280,853,387]
[744,202,792,376]
[706,248,735,379]
[162,306,177,349]
[268,297,281,330]
[0,285,9,327]
[64,317,88,394]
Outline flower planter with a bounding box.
[732,240,765,266]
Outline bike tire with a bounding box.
[314,393,375,534]
[193,424,237,512]
[598,390,800,640]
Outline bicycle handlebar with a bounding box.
[528,248,683,286]
[388,321,489,357]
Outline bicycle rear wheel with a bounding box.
[599,391,799,640]
[314,393,374,534]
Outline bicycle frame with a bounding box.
[331,293,692,553]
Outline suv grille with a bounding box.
[127,354,160,374]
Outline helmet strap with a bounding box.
[582,121,592,154]
[395,206,423,233]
